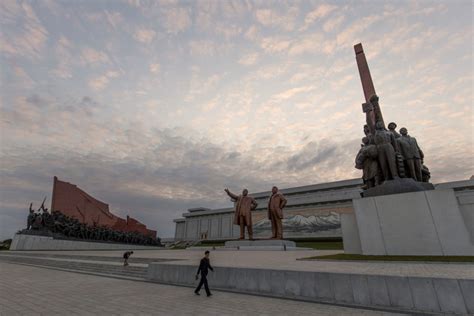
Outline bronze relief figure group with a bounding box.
[225,186,287,240]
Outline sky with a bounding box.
[0,0,472,240]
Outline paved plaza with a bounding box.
[0,262,409,316]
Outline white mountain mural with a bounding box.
[253,212,341,237]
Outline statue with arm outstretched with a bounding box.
[225,188,258,240]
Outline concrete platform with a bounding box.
[343,187,474,256]
[147,262,473,314]
[222,239,304,251]
[2,249,473,314]
[1,262,405,315]
[10,234,162,251]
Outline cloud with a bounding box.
[0,2,49,59]
[185,72,221,101]
[286,140,340,171]
[13,66,35,87]
[255,7,299,31]
[134,28,156,44]
[88,76,110,91]
[238,52,259,66]
[323,15,345,32]
[149,63,160,73]
[272,85,316,102]
[104,10,123,29]
[336,15,382,47]
[81,47,110,65]
[88,70,121,91]
[0,110,361,240]
[51,36,74,79]
[260,36,291,53]
[300,4,337,31]
[161,7,191,34]
[288,33,325,56]
[189,40,222,56]
[244,25,260,41]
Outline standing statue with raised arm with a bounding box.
[267,186,287,240]
[27,203,36,230]
[225,188,258,240]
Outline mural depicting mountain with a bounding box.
[253,212,341,236]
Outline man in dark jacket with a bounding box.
[194,250,214,297]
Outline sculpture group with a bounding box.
[353,44,431,192]
[24,199,161,246]
[225,186,287,240]
[355,102,430,190]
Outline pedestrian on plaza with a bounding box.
[194,250,214,297]
[123,251,133,266]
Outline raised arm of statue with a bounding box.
[224,188,239,200]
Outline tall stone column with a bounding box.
[354,43,385,133]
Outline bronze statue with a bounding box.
[363,124,374,144]
[355,137,379,188]
[388,122,401,138]
[23,204,161,245]
[27,203,35,230]
[397,127,424,181]
[374,120,399,182]
[267,186,287,239]
[225,188,258,240]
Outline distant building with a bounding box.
[51,176,156,237]
[174,179,363,241]
[174,178,474,241]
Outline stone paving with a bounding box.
[10,249,473,279]
[0,262,408,316]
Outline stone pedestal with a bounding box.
[10,234,162,251]
[224,239,298,251]
[342,187,474,255]
[362,178,434,197]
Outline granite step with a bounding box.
[0,255,148,279]
[0,251,177,264]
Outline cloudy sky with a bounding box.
[0,0,472,240]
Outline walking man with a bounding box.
[123,251,133,266]
[268,186,287,239]
[195,250,214,297]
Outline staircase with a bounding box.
[0,252,176,280]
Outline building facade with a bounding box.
[174,179,363,241]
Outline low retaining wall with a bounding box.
[147,262,473,314]
[10,234,162,251]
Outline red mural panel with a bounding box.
[51,177,156,238]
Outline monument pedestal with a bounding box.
[362,178,434,197]
[10,234,162,251]
[224,239,302,251]
[342,187,474,255]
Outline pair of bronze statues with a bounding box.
[225,186,287,240]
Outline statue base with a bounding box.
[224,239,302,251]
[362,178,434,197]
[10,234,163,251]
